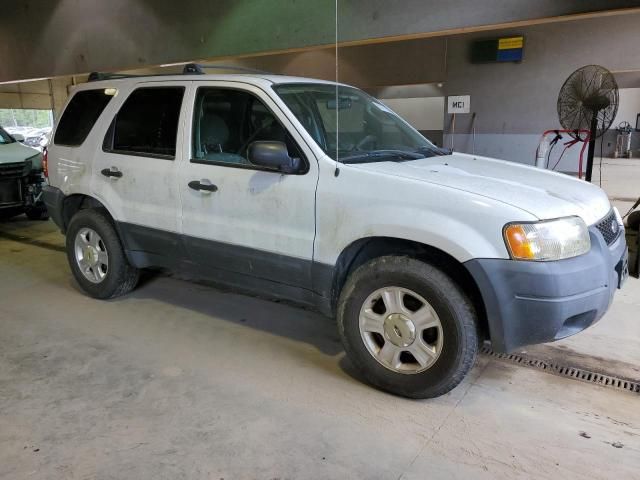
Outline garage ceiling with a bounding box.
[2,1,640,82]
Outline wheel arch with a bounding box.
[61,193,140,268]
[328,236,489,341]
[61,193,115,232]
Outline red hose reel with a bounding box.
[536,129,591,178]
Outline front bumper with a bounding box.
[0,165,45,211]
[465,227,628,353]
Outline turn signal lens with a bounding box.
[504,217,590,261]
[504,225,536,260]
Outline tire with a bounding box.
[25,204,49,221]
[337,256,478,399]
[66,209,139,299]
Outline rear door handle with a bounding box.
[101,167,123,178]
[188,180,218,193]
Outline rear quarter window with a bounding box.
[54,89,114,146]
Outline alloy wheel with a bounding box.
[74,227,109,284]
[358,286,443,374]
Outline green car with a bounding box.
[0,126,48,220]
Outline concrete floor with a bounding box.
[1,218,640,479]
[523,280,640,380]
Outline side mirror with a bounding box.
[248,141,300,173]
[12,133,25,142]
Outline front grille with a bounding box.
[0,161,30,179]
[0,180,21,205]
[595,210,622,246]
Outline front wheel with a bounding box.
[66,209,139,299]
[337,256,479,399]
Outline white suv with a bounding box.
[43,66,628,398]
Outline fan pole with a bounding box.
[585,114,598,183]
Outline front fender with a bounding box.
[315,202,534,267]
[314,163,538,266]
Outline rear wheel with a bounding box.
[66,209,139,299]
[337,256,479,399]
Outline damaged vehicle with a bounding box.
[43,69,628,398]
[0,126,48,220]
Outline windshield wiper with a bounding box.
[414,145,452,156]
[340,150,425,164]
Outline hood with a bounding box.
[350,153,611,226]
[0,141,42,169]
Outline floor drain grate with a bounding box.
[480,345,640,394]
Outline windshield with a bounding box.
[0,127,15,145]
[273,83,447,163]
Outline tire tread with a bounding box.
[337,255,478,399]
[66,209,139,299]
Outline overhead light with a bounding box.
[0,76,50,85]
[159,61,192,67]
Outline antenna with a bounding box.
[334,0,340,177]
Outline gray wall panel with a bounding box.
[442,13,640,168]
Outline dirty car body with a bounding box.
[42,73,628,397]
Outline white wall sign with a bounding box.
[447,95,471,114]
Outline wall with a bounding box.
[0,80,52,110]
[0,77,74,119]
[381,97,445,146]
[1,0,638,82]
[617,88,640,127]
[380,98,444,131]
[601,88,640,157]
[226,38,448,87]
[443,13,640,171]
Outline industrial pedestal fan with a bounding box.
[557,65,619,182]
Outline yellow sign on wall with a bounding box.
[498,37,524,50]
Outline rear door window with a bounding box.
[54,89,114,146]
[104,87,184,159]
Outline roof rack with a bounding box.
[182,63,272,75]
[87,72,140,82]
[87,63,273,82]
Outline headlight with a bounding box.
[504,216,590,261]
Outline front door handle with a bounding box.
[188,180,218,193]
[101,167,123,178]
